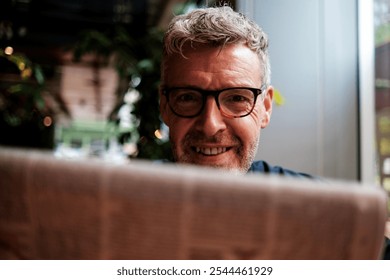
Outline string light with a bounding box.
[18,62,25,71]
[43,116,53,127]
[154,129,163,139]
[4,46,13,55]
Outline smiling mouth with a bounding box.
[194,147,230,156]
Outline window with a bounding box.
[374,0,390,204]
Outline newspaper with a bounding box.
[0,146,388,259]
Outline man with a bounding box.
[159,5,310,177]
[159,5,390,259]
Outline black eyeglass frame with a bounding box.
[162,86,267,118]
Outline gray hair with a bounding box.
[162,5,271,85]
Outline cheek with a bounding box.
[231,106,264,142]
[246,105,264,128]
[167,118,193,142]
[234,119,260,141]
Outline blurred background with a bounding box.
[0,0,389,196]
[0,0,215,162]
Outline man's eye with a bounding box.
[230,95,248,102]
[177,93,196,102]
[173,91,201,104]
[223,94,251,103]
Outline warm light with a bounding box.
[4,46,13,55]
[21,68,32,78]
[123,143,138,156]
[43,116,52,127]
[154,129,163,139]
[18,62,25,71]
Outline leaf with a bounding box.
[33,65,45,84]
[137,59,154,73]
[8,84,23,93]
[35,95,45,110]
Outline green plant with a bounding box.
[70,25,171,160]
[0,48,68,148]
[0,49,47,126]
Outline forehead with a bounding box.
[162,43,262,88]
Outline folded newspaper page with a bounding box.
[0,147,388,259]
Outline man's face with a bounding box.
[160,43,273,174]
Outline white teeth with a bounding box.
[195,147,227,155]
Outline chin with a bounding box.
[196,161,247,175]
[175,149,249,175]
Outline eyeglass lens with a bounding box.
[167,88,257,118]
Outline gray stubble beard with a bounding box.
[170,132,260,175]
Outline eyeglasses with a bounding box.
[162,86,266,118]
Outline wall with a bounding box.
[238,0,359,180]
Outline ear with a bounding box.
[159,87,170,126]
[261,86,273,129]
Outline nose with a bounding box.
[194,96,227,136]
